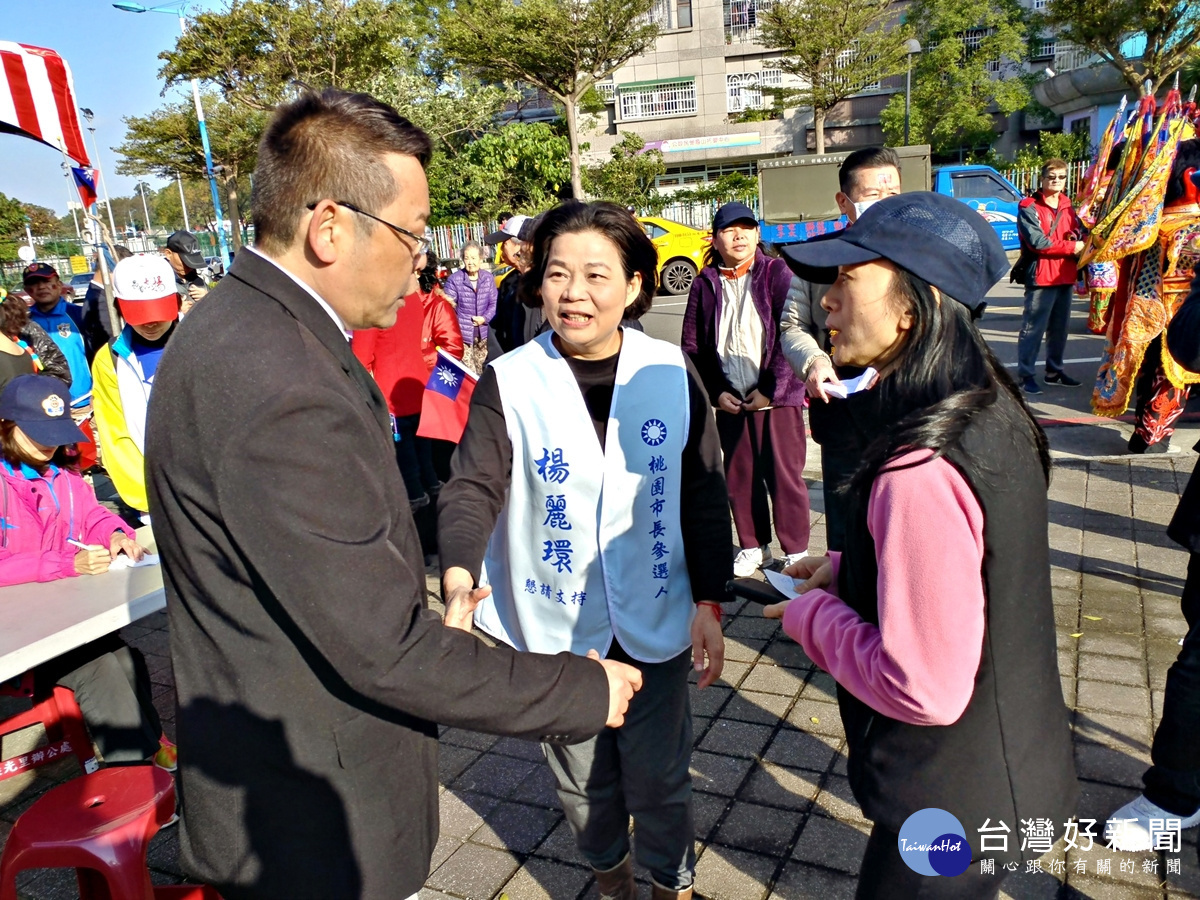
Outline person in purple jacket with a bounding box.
[0,374,175,772]
[681,201,810,577]
[444,240,498,373]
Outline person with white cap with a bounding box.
[90,255,181,513]
[765,192,1077,897]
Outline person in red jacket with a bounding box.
[1016,158,1085,395]
[352,254,464,514]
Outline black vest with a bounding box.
[837,392,1078,863]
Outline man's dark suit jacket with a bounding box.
[146,250,608,900]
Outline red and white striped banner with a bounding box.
[0,41,91,166]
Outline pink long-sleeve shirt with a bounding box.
[0,461,135,586]
[782,450,986,726]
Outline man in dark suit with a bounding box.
[145,88,642,900]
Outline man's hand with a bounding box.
[783,555,833,594]
[188,284,208,302]
[717,392,742,415]
[691,603,725,689]
[110,533,145,562]
[74,546,111,575]
[1073,241,1086,254]
[742,389,771,412]
[805,357,840,403]
[442,566,491,632]
[588,649,643,728]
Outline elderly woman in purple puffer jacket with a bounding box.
[444,241,498,373]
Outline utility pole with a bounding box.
[176,172,191,231]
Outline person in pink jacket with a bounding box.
[0,374,175,771]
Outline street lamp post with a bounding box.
[903,38,921,146]
[78,108,120,240]
[176,172,191,231]
[113,1,232,271]
[137,182,154,234]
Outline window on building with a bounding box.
[960,27,1000,72]
[833,43,881,92]
[649,0,693,30]
[1032,0,1048,8]
[655,160,758,189]
[725,0,772,43]
[595,81,617,103]
[950,172,1022,203]
[618,78,697,120]
[726,68,783,113]
[1031,39,1055,58]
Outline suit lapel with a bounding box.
[227,251,393,437]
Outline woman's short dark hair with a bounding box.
[253,87,432,256]
[0,420,79,473]
[417,252,440,294]
[518,201,659,319]
[849,266,1050,497]
[1041,157,1068,177]
[0,294,30,339]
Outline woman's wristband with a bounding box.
[697,600,723,623]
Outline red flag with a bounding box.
[0,42,91,166]
[416,349,477,443]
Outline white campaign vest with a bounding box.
[476,329,695,663]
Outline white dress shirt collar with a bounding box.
[244,246,352,341]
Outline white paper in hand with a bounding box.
[763,568,803,600]
[108,553,161,570]
[823,367,878,399]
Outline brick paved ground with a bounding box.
[3,442,1200,899]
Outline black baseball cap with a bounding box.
[21,263,58,285]
[0,375,85,447]
[712,201,758,232]
[166,230,205,269]
[780,192,1009,313]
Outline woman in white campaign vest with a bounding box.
[439,201,732,900]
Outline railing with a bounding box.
[619,79,697,120]
[646,195,760,230]
[998,159,1091,198]
[1053,41,1103,73]
[726,68,782,113]
[725,0,772,45]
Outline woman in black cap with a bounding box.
[766,192,1077,898]
[681,201,810,578]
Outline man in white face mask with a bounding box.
[779,146,902,402]
[777,146,901,552]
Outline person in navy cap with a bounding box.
[765,192,1078,898]
[681,200,810,578]
[0,374,175,771]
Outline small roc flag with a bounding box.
[417,349,477,443]
[71,167,98,210]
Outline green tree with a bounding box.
[881,0,1030,155]
[441,0,660,198]
[429,122,571,223]
[159,0,415,111]
[1046,0,1200,96]
[583,133,666,208]
[760,0,913,154]
[0,193,29,263]
[116,94,265,250]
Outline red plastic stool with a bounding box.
[0,765,181,900]
[0,674,98,780]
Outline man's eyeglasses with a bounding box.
[306,200,432,257]
[1044,174,1067,181]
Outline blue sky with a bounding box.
[2,0,219,215]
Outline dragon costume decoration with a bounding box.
[1075,80,1200,442]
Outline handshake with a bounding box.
[441,567,645,728]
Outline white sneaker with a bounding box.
[1105,794,1200,851]
[733,545,772,577]
[783,551,809,569]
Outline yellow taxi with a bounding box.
[637,216,711,296]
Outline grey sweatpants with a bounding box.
[543,645,695,890]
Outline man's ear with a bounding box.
[306,201,342,265]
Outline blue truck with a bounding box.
[757,145,1025,251]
